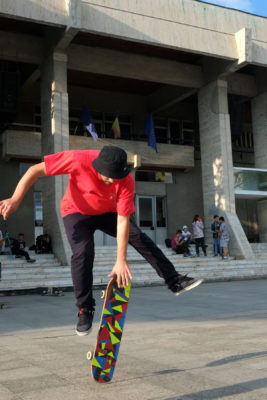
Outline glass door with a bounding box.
[135,195,167,244]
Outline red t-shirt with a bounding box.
[44,150,135,218]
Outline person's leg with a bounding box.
[200,237,207,256]
[128,220,180,286]
[1,240,5,254]
[63,213,96,311]
[223,245,229,258]
[175,246,184,255]
[213,238,217,255]
[97,213,203,296]
[195,238,200,256]
[128,221,203,293]
[214,238,220,255]
[182,244,190,257]
[18,249,30,260]
[219,242,223,257]
[97,214,179,286]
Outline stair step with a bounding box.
[1,245,267,292]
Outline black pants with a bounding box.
[195,237,207,256]
[175,244,190,255]
[13,249,30,260]
[63,212,180,310]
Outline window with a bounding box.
[34,192,43,241]
[34,192,43,227]
[154,118,168,144]
[182,121,194,146]
[169,119,180,144]
[156,197,166,227]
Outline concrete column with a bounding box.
[198,79,254,259]
[40,50,71,264]
[251,92,267,242]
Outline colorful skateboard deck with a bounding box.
[88,276,131,383]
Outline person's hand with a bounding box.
[108,260,133,288]
[0,198,19,220]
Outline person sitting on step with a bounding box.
[12,233,35,263]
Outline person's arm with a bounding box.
[0,162,47,220]
[108,214,133,288]
[199,220,204,229]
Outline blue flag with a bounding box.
[143,114,157,152]
[80,106,98,142]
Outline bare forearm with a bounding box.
[108,214,132,288]
[116,215,130,262]
[12,163,46,204]
[0,162,47,219]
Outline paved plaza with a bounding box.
[1,280,267,399]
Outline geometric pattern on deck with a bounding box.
[92,277,131,382]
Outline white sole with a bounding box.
[75,326,92,337]
[174,279,203,296]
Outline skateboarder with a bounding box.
[0,146,202,335]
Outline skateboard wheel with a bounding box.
[87,351,93,360]
[101,290,105,299]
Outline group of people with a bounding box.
[0,231,53,261]
[0,231,36,262]
[211,215,230,259]
[171,214,230,260]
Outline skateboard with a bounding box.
[36,287,64,296]
[87,276,131,383]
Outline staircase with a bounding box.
[0,252,71,292]
[1,245,267,293]
[250,243,267,258]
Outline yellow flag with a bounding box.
[112,115,120,139]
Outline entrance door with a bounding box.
[135,195,167,244]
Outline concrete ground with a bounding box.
[1,280,267,400]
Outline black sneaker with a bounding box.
[76,308,94,336]
[171,275,203,296]
[27,259,36,263]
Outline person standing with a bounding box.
[219,216,230,259]
[210,215,221,257]
[0,146,202,336]
[192,215,207,257]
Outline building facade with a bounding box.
[1,0,267,264]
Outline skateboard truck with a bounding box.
[38,287,64,296]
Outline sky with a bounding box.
[199,0,267,18]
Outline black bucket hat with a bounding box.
[92,146,130,179]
